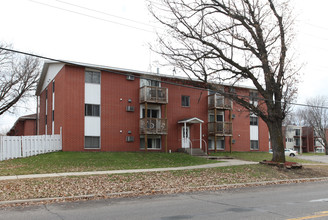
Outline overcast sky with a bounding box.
[0,0,327,133]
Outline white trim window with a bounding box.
[85,71,100,84]
[250,116,258,126]
[85,136,100,149]
[140,135,161,149]
[250,140,259,150]
[85,104,100,117]
[140,104,161,119]
[208,137,225,150]
[140,79,160,87]
[181,95,190,107]
[209,112,224,122]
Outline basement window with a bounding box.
[140,136,161,149]
[85,136,100,149]
[250,140,259,150]
[208,137,225,150]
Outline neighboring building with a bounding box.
[35,61,269,153]
[302,127,326,153]
[283,125,302,150]
[283,125,326,153]
[7,114,37,136]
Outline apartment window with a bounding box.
[52,110,54,121]
[52,81,55,93]
[295,138,300,146]
[140,136,161,149]
[295,129,300,136]
[85,136,100,149]
[45,89,48,99]
[208,138,225,150]
[142,109,159,118]
[314,130,318,137]
[181,95,190,107]
[85,70,100,84]
[45,115,47,125]
[250,140,259,150]
[149,80,160,87]
[209,114,223,122]
[249,91,258,102]
[85,104,100,116]
[250,116,258,126]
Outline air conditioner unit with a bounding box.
[126,75,135,81]
[126,136,134,142]
[232,139,236,144]
[126,106,135,112]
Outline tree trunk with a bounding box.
[267,119,286,163]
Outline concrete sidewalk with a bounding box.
[0,159,257,181]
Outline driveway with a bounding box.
[297,155,328,163]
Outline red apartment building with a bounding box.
[35,61,269,153]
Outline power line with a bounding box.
[25,0,328,49]
[29,0,159,34]
[1,46,328,110]
[53,0,164,30]
[27,0,328,43]
[303,21,328,31]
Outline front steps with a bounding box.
[178,148,207,156]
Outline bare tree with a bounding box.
[149,0,299,162]
[298,96,328,155]
[0,43,40,116]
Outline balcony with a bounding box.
[208,122,232,136]
[140,86,168,104]
[208,94,232,109]
[140,118,168,135]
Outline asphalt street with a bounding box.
[1,181,328,220]
[297,155,328,164]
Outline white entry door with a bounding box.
[181,126,190,148]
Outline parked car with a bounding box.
[284,149,298,157]
[268,149,298,157]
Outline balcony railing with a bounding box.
[140,86,168,104]
[208,94,232,109]
[140,118,168,134]
[208,122,232,136]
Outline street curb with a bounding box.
[1,177,328,206]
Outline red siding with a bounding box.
[101,71,140,151]
[60,66,85,151]
[163,81,208,152]
[23,120,36,136]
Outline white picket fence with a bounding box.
[0,134,62,161]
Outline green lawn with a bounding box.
[210,152,313,163]
[0,152,218,176]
